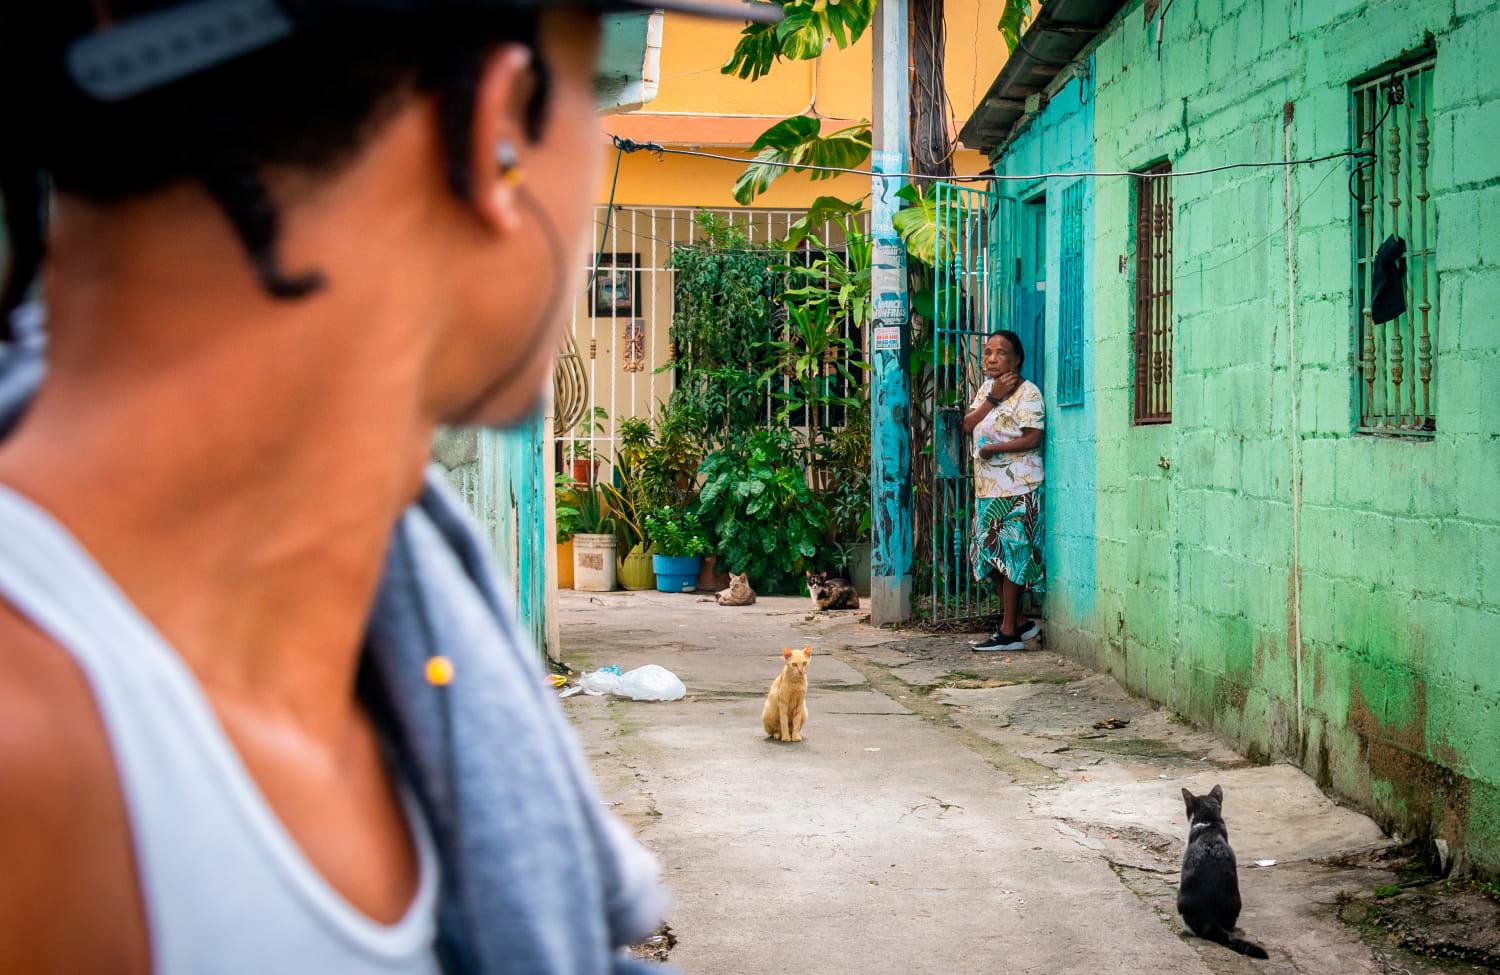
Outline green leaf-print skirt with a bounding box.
[969,487,1046,592]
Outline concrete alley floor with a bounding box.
[557,591,1495,975]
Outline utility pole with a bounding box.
[869,0,913,625]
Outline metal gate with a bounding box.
[559,205,870,474]
[928,183,1013,622]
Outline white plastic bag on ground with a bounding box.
[616,665,686,702]
[580,668,622,696]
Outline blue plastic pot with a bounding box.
[652,554,703,593]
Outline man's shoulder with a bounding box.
[0,604,100,777]
[0,604,148,971]
[0,603,122,857]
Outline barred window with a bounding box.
[1353,57,1437,435]
[1133,162,1173,424]
[1057,179,1086,407]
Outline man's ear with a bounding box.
[469,43,537,236]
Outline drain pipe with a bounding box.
[1282,101,1305,749]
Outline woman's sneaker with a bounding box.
[974,631,1025,652]
[1016,618,1041,641]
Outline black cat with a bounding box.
[1177,785,1269,959]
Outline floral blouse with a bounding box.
[970,378,1046,499]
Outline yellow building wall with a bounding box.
[600,3,1011,208]
[567,7,1012,448]
[645,3,1008,127]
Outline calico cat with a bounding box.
[1178,785,1269,959]
[762,646,812,742]
[716,572,756,606]
[807,571,859,611]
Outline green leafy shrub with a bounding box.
[644,507,710,558]
[605,402,708,555]
[570,484,614,537]
[823,399,871,541]
[555,473,583,543]
[667,215,780,443]
[698,429,827,593]
[616,402,705,513]
[566,406,609,467]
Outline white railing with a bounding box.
[559,204,870,476]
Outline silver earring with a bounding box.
[496,140,519,174]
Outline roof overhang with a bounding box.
[958,0,1127,155]
[595,11,665,115]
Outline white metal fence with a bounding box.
[558,204,870,476]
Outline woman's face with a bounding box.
[983,335,1019,378]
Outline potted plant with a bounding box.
[600,481,655,591]
[555,474,582,589]
[570,484,618,592]
[697,552,731,593]
[567,406,609,485]
[603,407,709,593]
[645,507,709,593]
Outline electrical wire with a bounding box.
[607,135,1369,183]
[910,0,957,176]
[589,146,626,289]
[1348,78,1402,203]
[1178,160,1340,278]
[1155,0,1179,59]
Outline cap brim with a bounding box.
[604,0,781,24]
[67,0,783,103]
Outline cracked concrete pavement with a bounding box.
[557,591,1468,975]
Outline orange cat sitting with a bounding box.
[762,646,812,742]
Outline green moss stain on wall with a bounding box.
[1005,0,1500,873]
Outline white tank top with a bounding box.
[0,485,442,974]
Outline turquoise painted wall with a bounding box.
[993,65,1101,654]
[432,419,549,654]
[996,0,1500,874]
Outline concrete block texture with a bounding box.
[986,0,1500,873]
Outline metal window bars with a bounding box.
[1058,179,1086,407]
[1133,161,1174,425]
[1354,58,1437,435]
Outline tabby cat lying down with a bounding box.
[716,572,756,606]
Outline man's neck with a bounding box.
[0,198,443,745]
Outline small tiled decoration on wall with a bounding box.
[622,319,646,373]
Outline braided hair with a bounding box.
[0,2,549,340]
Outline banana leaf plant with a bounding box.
[763,301,865,472]
[725,0,1032,203]
[732,115,872,206]
[722,0,876,81]
[778,235,872,331]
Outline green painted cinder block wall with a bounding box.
[1014,0,1500,873]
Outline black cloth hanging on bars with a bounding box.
[1370,234,1408,325]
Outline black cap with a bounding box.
[66,0,780,102]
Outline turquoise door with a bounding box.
[1014,198,1047,388]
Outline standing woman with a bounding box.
[963,330,1047,651]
